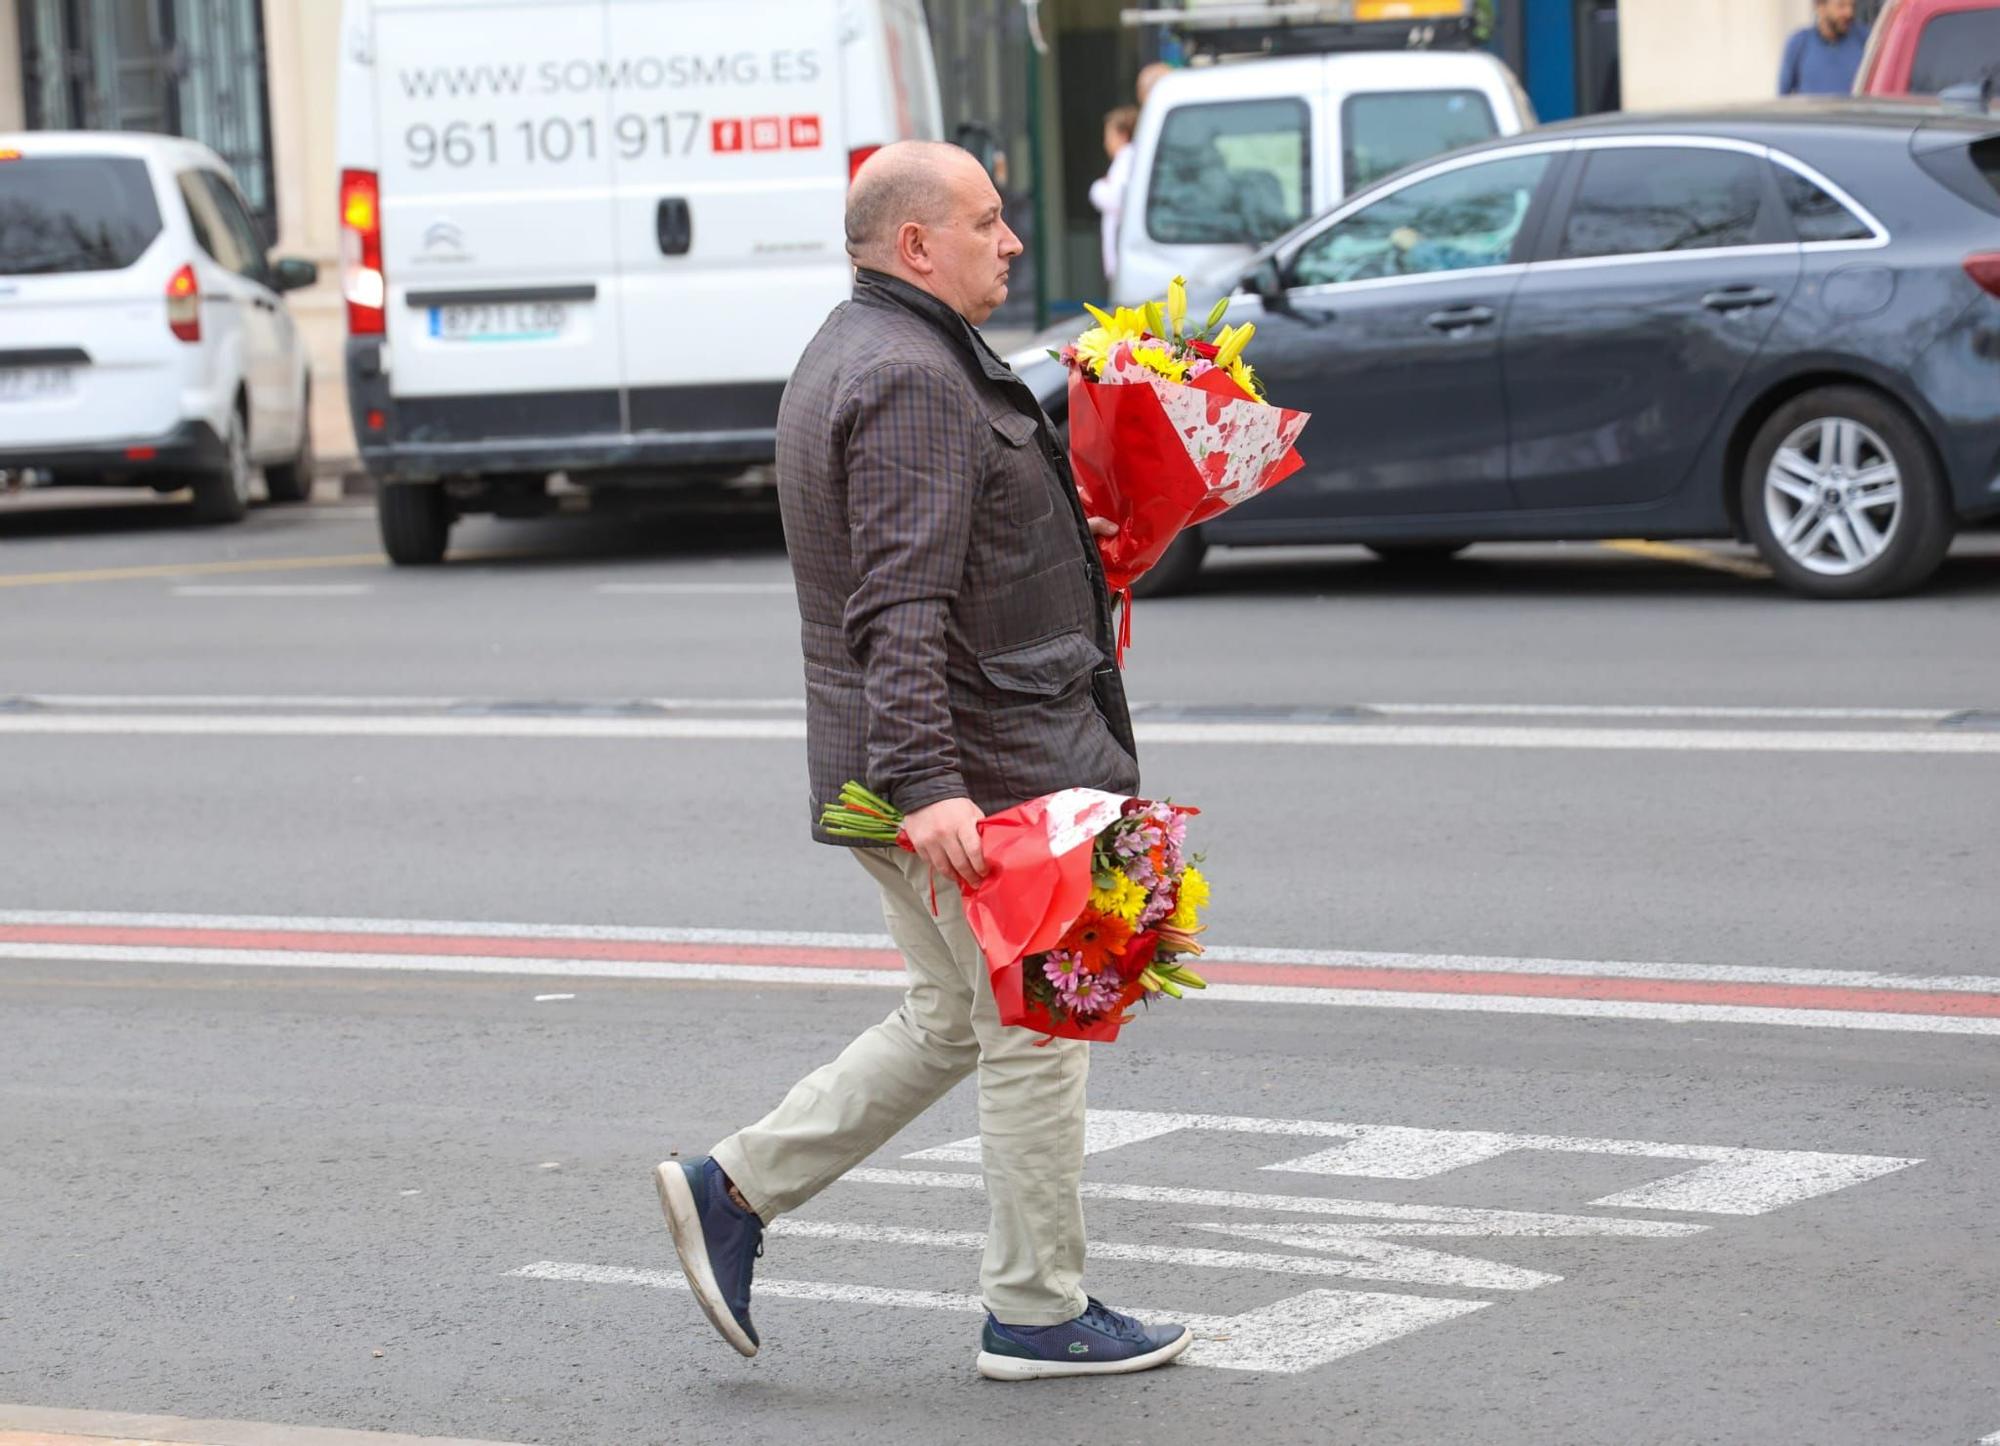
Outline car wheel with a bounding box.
[1367,543,1468,566]
[1742,386,1953,599]
[190,408,253,524]
[264,404,314,504]
[1129,527,1208,599]
[379,482,451,565]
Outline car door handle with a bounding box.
[1702,286,1777,313]
[1425,305,1496,333]
[655,198,692,257]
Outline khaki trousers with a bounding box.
[711,846,1090,1326]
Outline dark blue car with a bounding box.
[1018,100,2000,599]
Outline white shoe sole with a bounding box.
[654,1162,759,1358]
[976,1325,1192,1380]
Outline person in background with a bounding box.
[1780,0,1870,96]
[1089,106,1140,289]
[1136,61,1173,108]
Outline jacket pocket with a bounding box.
[977,628,1103,701]
[986,411,1055,527]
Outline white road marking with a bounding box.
[9,695,1956,722]
[3,910,1993,995]
[594,582,793,594]
[768,1218,1556,1291]
[909,1112,1919,1215]
[845,1168,1707,1237]
[1977,1431,2000,1444]
[6,712,2000,754]
[1370,703,1953,722]
[170,584,372,597]
[532,993,574,1002]
[509,1261,1488,1374]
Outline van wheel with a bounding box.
[191,409,253,523]
[264,406,314,504]
[1741,386,1953,599]
[379,482,451,565]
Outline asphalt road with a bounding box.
[3,485,1998,1446]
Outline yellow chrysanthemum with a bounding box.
[1130,345,1188,384]
[1168,866,1211,931]
[1226,356,1265,402]
[1072,326,1114,377]
[1090,871,1148,927]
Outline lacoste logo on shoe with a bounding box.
[1068,1343,1090,1355]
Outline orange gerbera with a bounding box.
[1062,910,1135,974]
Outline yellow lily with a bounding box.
[1142,300,1166,339]
[1213,321,1255,369]
[1167,275,1188,337]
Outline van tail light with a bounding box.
[339,168,386,336]
[848,145,882,183]
[1965,253,2000,298]
[166,263,201,342]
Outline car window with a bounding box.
[1289,153,1549,288]
[200,172,273,285]
[1341,90,1499,193]
[1559,147,1767,260]
[1909,11,2000,93]
[1147,98,1310,246]
[178,170,250,274]
[0,155,162,275]
[1775,166,1873,243]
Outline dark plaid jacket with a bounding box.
[776,270,1140,845]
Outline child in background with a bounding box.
[1090,105,1140,292]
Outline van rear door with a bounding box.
[604,2,848,439]
[370,0,626,440]
[0,151,181,447]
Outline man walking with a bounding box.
[1780,0,1871,96]
[655,141,1191,1382]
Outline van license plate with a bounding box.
[0,366,77,402]
[428,303,569,342]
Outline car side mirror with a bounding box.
[272,257,319,292]
[1247,257,1290,313]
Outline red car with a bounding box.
[1855,0,2000,95]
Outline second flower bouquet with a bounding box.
[821,783,1208,1043]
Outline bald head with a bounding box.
[845,142,981,268]
[1137,62,1173,107]
[845,140,1023,326]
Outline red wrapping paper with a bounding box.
[1068,368,1310,594]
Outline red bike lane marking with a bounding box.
[6,923,1998,1017]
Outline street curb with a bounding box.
[0,1404,525,1446]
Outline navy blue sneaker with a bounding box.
[654,1157,763,1357]
[977,1297,1192,1380]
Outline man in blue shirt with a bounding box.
[1780,0,1871,95]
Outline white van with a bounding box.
[1113,50,1534,306]
[334,0,944,563]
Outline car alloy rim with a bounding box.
[1763,417,1902,577]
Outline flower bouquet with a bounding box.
[1057,278,1311,638]
[821,782,1209,1043]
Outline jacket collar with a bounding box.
[853,269,1020,390]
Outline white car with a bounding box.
[0,132,318,521]
[1114,49,1535,306]
[335,0,946,564]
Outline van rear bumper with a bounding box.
[0,418,227,483]
[346,339,779,482]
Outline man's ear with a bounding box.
[897,219,934,277]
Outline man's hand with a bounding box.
[902,797,988,890]
[1088,517,1120,540]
